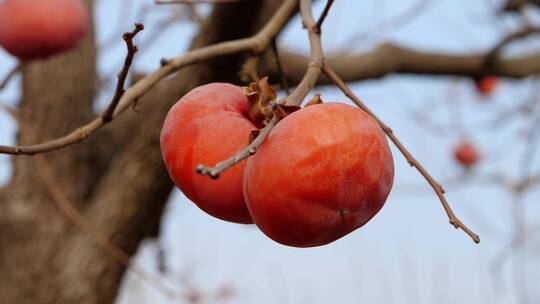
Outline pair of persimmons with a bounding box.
[0,0,487,248]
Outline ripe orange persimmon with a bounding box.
[475,76,498,96]
[243,103,394,247]
[454,140,480,168]
[0,0,88,60]
[160,83,255,224]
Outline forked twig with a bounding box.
[102,23,145,122]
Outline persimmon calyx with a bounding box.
[244,77,277,127]
[305,93,323,106]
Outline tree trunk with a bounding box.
[0,1,286,303]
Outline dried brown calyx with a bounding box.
[244,77,307,125]
[245,78,324,144]
[244,77,278,127]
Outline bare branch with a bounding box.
[322,64,480,244]
[0,0,299,156]
[502,0,540,12]
[102,23,144,122]
[270,43,540,86]
[197,0,325,178]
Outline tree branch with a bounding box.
[266,43,540,85]
[484,26,540,67]
[322,64,480,244]
[197,0,325,178]
[0,0,299,156]
[102,23,144,122]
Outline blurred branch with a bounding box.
[485,26,540,67]
[0,0,299,156]
[0,62,22,91]
[2,99,183,300]
[502,0,540,12]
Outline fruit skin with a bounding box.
[243,103,394,247]
[0,0,88,60]
[475,76,498,96]
[454,141,480,168]
[160,83,255,224]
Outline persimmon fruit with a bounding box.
[243,103,394,247]
[475,76,498,96]
[161,83,395,246]
[454,140,480,168]
[0,0,88,60]
[160,83,255,224]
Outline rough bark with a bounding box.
[0,1,286,303]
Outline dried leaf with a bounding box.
[244,77,277,126]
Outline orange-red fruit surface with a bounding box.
[243,103,395,247]
[475,76,498,96]
[0,0,88,60]
[454,141,480,168]
[160,83,255,224]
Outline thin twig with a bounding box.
[102,23,144,122]
[322,64,480,244]
[197,0,326,178]
[315,0,335,33]
[0,62,22,91]
[0,0,299,156]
